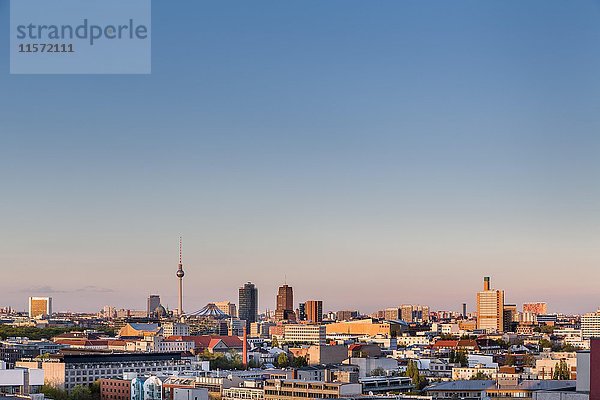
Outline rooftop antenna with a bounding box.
[179,236,183,266]
[176,236,185,317]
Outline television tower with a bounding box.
[176,237,185,316]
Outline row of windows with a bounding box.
[104,388,129,393]
[222,391,264,400]
[489,393,532,398]
[438,393,481,398]
[69,366,186,376]
[264,390,338,398]
[266,384,336,391]
[67,366,187,383]
[67,361,189,370]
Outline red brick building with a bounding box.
[99,378,131,400]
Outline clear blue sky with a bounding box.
[1,0,599,314]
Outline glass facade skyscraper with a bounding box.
[238,282,258,330]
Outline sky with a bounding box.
[0,1,599,315]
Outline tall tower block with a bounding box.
[176,237,185,316]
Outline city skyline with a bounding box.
[0,268,587,316]
[1,1,599,314]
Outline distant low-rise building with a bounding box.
[166,335,243,354]
[426,379,577,400]
[343,357,398,378]
[250,322,275,339]
[222,380,264,400]
[118,323,162,338]
[161,323,189,337]
[264,379,361,400]
[452,365,497,380]
[359,376,413,394]
[16,352,192,392]
[0,363,44,396]
[582,309,600,340]
[426,380,495,400]
[0,338,64,368]
[283,325,325,345]
[326,319,406,338]
[534,351,577,380]
[396,335,430,347]
[289,345,348,366]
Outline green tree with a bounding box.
[454,351,468,367]
[504,354,516,366]
[539,325,555,334]
[448,350,456,363]
[41,385,69,400]
[291,356,308,368]
[90,380,101,400]
[539,339,553,350]
[0,326,84,341]
[271,337,279,348]
[70,385,93,400]
[247,357,261,369]
[522,354,535,367]
[404,360,428,392]
[470,371,491,380]
[276,353,289,368]
[561,344,579,352]
[200,349,244,370]
[553,360,570,380]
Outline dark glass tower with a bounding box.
[238,282,258,330]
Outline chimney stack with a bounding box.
[243,326,248,368]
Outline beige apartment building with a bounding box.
[283,325,326,345]
[476,277,504,333]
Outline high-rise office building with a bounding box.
[476,277,505,333]
[523,302,548,315]
[298,303,306,321]
[238,282,258,330]
[399,305,430,323]
[503,304,518,332]
[414,305,430,322]
[400,305,413,322]
[275,284,295,321]
[305,300,323,323]
[384,307,400,321]
[147,295,161,317]
[28,297,52,319]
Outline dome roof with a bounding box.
[154,305,167,317]
[187,303,229,319]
